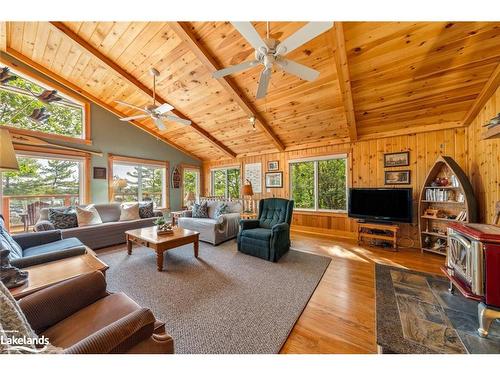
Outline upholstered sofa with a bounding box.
[177,199,242,245]
[1,214,86,269]
[35,203,162,249]
[237,198,294,262]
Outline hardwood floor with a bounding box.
[280,231,445,354]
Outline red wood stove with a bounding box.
[442,222,500,337]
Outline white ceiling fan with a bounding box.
[115,68,191,131]
[213,22,333,99]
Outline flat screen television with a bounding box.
[348,188,413,223]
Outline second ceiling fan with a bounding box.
[115,68,191,131]
[213,22,333,99]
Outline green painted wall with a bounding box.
[2,53,200,211]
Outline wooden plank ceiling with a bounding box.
[3,21,500,161]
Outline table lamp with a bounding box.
[242,179,254,213]
[185,191,196,209]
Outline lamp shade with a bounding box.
[0,128,19,171]
[185,191,195,201]
[242,180,254,196]
[113,178,128,189]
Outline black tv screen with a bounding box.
[348,188,413,223]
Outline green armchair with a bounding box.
[237,198,294,262]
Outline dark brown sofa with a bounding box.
[18,271,174,354]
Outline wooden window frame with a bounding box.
[108,154,170,209]
[288,153,349,214]
[0,58,91,145]
[209,165,241,199]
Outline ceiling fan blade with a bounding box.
[275,58,320,81]
[276,22,333,56]
[163,114,192,126]
[213,60,259,79]
[153,117,166,131]
[119,114,150,121]
[231,22,267,51]
[256,68,271,99]
[155,102,174,114]
[115,100,147,113]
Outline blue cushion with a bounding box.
[192,202,208,218]
[23,237,84,258]
[0,216,23,260]
[241,228,272,241]
[259,199,289,228]
[48,207,78,229]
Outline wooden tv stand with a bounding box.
[357,221,399,251]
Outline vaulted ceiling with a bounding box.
[1,21,499,161]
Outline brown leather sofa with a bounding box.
[18,271,174,354]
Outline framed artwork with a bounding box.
[265,172,283,188]
[93,167,106,179]
[267,160,279,171]
[244,162,262,193]
[384,170,411,185]
[384,151,410,167]
[172,165,181,189]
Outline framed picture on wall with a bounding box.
[384,170,411,185]
[267,160,279,171]
[93,167,106,179]
[265,172,283,188]
[384,151,409,167]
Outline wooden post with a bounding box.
[2,197,10,231]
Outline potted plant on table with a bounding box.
[153,216,174,235]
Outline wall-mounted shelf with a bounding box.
[418,156,478,256]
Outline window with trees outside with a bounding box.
[0,64,86,140]
[1,153,84,232]
[289,155,348,212]
[211,167,240,199]
[183,167,200,206]
[110,158,167,207]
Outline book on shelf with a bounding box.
[425,188,456,202]
[455,210,467,221]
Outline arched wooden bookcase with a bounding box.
[418,156,478,255]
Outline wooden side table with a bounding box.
[241,212,258,220]
[9,249,108,300]
[170,210,190,226]
[357,221,399,251]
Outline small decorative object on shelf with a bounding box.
[153,217,174,235]
[418,156,478,256]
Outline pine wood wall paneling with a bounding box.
[203,128,469,247]
[467,87,500,224]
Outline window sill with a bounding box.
[4,126,92,145]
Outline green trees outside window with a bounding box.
[0,67,84,138]
[211,168,240,198]
[290,156,347,211]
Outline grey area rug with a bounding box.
[98,240,330,354]
[376,264,500,354]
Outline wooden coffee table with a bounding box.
[9,249,108,300]
[125,226,200,271]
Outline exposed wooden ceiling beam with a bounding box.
[48,21,237,159]
[2,49,201,161]
[331,23,357,141]
[462,62,500,126]
[168,22,286,152]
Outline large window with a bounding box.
[182,167,200,206]
[289,155,347,212]
[211,167,240,198]
[0,64,86,139]
[110,156,167,207]
[1,152,84,231]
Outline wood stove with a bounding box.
[442,222,500,338]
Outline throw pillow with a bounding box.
[48,208,78,229]
[138,202,154,218]
[214,202,229,218]
[192,201,209,218]
[76,205,102,227]
[0,217,23,260]
[120,203,141,221]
